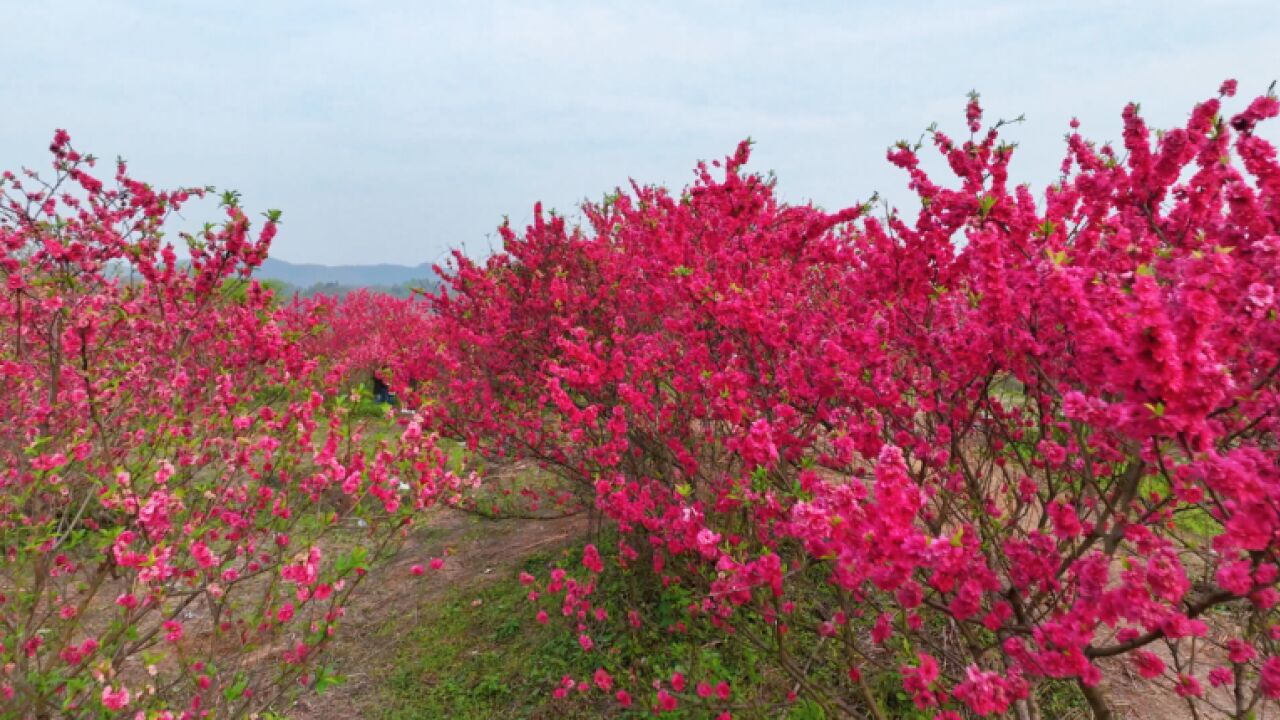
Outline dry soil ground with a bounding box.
[285,507,587,720]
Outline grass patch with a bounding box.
[368,528,1090,720]
[376,549,611,720]
[373,541,774,719]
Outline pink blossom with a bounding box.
[1261,657,1280,698]
[1132,651,1165,679]
[593,668,613,691]
[582,544,604,573]
[101,685,129,710]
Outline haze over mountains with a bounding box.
[255,257,440,298]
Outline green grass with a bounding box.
[364,535,1092,720]
[1138,475,1224,539]
[373,541,781,720]
[350,395,394,420]
[1034,679,1091,720]
[377,549,608,720]
[436,437,478,475]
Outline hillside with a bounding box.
[255,257,441,297]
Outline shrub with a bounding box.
[0,135,455,717]
[423,82,1280,719]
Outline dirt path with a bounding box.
[285,507,587,720]
[279,503,1237,720]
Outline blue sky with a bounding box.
[3,1,1277,265]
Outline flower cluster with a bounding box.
[0,137,454,716]
[420,83,1280,717]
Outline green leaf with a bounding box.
[334,546,369,577]
[314,665,347,695]
[224,673,249,701]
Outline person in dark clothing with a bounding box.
[372,372,392,404]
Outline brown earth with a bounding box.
[269,488,1246,720]
[276,508,1250,720]
[284,507,587,720]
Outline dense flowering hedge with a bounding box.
[294,289,437,389]
[0,137,456,717]
[7,81,1280,719]
[421,83,1280,718]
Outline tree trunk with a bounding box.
[1079,679,1114,720]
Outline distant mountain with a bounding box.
[255,257,437,288]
